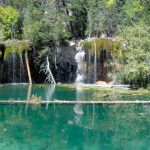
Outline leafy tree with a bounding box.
[123,0,143,25]
[140,0,150,25]
[67,0,88,37]
[5,0,28,39]
[85,0,105,37]
[23,0,71,52]
[0,6,20,40]
[106,0,115,7]
[104,0,125,37]
[118,21,150,87]
[86,0,125,37]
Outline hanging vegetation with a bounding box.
[81,38,121,57]
[3,39,30,60]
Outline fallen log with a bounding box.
[0,100,150,105]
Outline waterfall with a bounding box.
[54,44,58,69]
[75,46,85,83]
[12,53,17,83]
[19,55,25,83]
[94,43,97,83]
[19,48,25,83]
[87,49,91,83]
[106,51,109,74]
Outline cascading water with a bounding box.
[106,51,110,74]
[12,53,17,83]
[75,45,85,83]
[19,55,25,83]
[87,49,91,83]
[74,44,85,122]
[54,44,58,69]
[19,48,25,83]
[1,51,27,84]
[94,43,97,83]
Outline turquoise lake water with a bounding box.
[0,104,150,150]
[0,84,150,101]
[0,84,150,150]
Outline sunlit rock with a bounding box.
[96,81,107,85]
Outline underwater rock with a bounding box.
[68,120,74,125]
[103,94,110,98]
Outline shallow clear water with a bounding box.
[0,84,150,101]
[0,104,150,150]
[0,84,95,101]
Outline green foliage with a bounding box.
[6,0,27,11]
[106,0,115,7]
[119,21,150,88]
[68,0,88,37]
[23,0,71,54]
[86,0,105,37]
[3,39,29,60]
[124,0,143,19]
[86,0,125,37]
[0,6,20,40]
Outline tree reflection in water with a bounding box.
[0,103,150,149]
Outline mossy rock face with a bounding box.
[81,38,121,57]
[3,40,30,60]
[0,50,2,58]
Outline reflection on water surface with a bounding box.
[0,104,150,150]
[0,84,150,101]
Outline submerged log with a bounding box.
[0,100,150,105]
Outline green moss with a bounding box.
[112,41,121,58]
[0,51,2,58]
[81,41,91,49]
[81,38,121,57]
[3,40,29,60]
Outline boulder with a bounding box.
[96,81,107,85]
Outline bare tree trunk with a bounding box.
[40,56,56,84]
[25,51,32,85]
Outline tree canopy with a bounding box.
[0,6,20,40]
